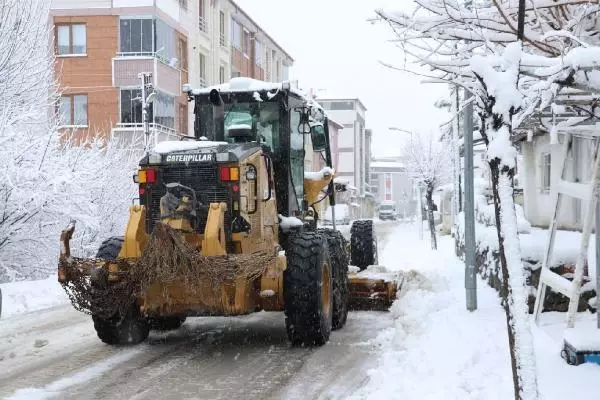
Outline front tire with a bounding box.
[149,316,186,331]
[284,232,333,346]
[318,229,349,330]
[350,220,378,270]
[92,237,149,345]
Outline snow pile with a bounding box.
[1,277,68,318]
[305,167,334,181]
[350,225,513,399]
[278,215,304,231]
[153,140,227,154]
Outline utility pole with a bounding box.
[138,72,154,152]
[464,89,477,311]
[451,86,461,227]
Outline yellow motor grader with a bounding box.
[58,78,400,346]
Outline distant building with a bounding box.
[370,157,415,218]
[316,98,368,195]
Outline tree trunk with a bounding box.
[488,147,538,400]
[425,184,437,250]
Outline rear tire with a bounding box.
[149,316,186,331]
[92,237,149,345]
[318,228,349,330]
[284,232,333,346]
[350,220,378,271]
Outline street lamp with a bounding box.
[388,127,423,239]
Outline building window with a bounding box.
[59,94,88,126]
[199,53,207,86]
[242,29,250,56]
[231,19,241,49]
[219,11,226,46]
[541,152,551,192]
[198,0,207,32]
[219,66,225,84]
[154,19,175,61]
[329,101,355,111]
[56,24,86,55]
[154,91,175,128]
[254,40,262,66]
[120,89,144,124]
[120,18,153,55]
[283,64,289,81]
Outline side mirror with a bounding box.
[310,124,327,152]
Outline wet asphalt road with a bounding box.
[0,221,400,400]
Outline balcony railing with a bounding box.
[198,77,207,88]
[199,17,208,33]
[219,33,226,47]
[112,123,184,149]
[112,55,182,96]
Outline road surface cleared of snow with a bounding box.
[0,221,399,400]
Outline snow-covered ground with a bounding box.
[350,223,600,399]
[1,277,68,319]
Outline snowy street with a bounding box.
[3,221,600,399]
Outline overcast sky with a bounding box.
[234,0,451,158]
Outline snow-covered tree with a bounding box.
[402,131,451,250]
[0,0,141,281]
[370,1,598,397]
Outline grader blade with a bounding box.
[347,266,402,311]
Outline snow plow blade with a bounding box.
[347,266,402,311]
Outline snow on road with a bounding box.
[3,220,600,399]
[1,277,68,319]
[351,224,513,399]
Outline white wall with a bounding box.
[522,133,595,230]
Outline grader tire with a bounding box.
[350,220,378,271]
[91,237,149,345]
[149,316,187,331]
[318,228,349,330]
[284,232,333,346]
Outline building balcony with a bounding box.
[112,55,183,96]
[111,123,184,149]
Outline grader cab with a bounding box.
[58,78,401,346]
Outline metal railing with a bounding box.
[199,17,208,33]
[115,123,178,136]
[219,33,226,47]
[198,77,207,88]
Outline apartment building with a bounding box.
[316,98,369,195]
[50,0,293,144]
[370,156,415,218]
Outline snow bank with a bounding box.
[305,166,334,181]
[1,277,68,319]
[350,225,513,399]
[153,140,227,154]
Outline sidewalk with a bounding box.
[350,222,600,399]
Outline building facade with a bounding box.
[370,157,415,219]
[50,0,293,145]
[316,98,369,195]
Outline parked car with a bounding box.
[378,201,397,221]
[323,204,351,225]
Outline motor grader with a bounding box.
[58,78,400,346]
